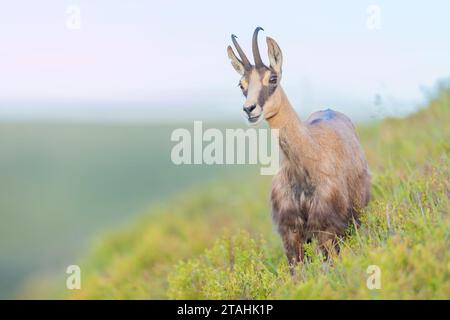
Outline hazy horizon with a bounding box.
[1,1,449,122]
[0,87,436,123]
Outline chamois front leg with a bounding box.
[279,223,304,273]
[315,230,339,260]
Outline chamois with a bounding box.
[227,28,371,268]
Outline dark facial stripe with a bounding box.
[258,83,277,108]
[240,68,279,108]
[257,69,278,108]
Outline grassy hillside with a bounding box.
[41,88,449,299]
[0,122,244,298]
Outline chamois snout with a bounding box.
[244,104,256,115]
[243,103,263,125]
[243,104,256,115]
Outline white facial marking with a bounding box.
[245,69,262,108]
[242,69,265,126]
[262,70,271,86]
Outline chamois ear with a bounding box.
[227,46,245,75]
[266,37,283,73]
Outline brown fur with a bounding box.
[267,87,371,268]
[228,29,371,268]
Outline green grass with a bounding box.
[0,122,246,298]
[31,88,450,299]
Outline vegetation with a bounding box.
[0,122,241,298]
[53,88,449,299]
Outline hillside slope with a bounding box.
[58,89,448,299]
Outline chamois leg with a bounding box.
[315,231,339,260]
[279,227,304,274]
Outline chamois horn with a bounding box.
[231,34,251,70]
[252,27,264,68]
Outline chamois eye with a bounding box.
[238,83,244,90]
[269,75,278,84]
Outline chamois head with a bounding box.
[227,27,283,125]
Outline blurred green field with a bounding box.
[20,88,447,300]
[0,121,250,298]
[6,87,450,299]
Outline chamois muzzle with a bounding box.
[243,104,256,115]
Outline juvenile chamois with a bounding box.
[227,28,371,268]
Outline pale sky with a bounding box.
[0,0,449,121]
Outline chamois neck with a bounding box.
[266,87,301,130]
[266,86,315,166]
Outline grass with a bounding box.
[0,122,245,298]
[36,88,449,299]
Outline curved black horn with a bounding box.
[252,27,264,67]
[231,34,251,70]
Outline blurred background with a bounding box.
[0,0,449,298]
